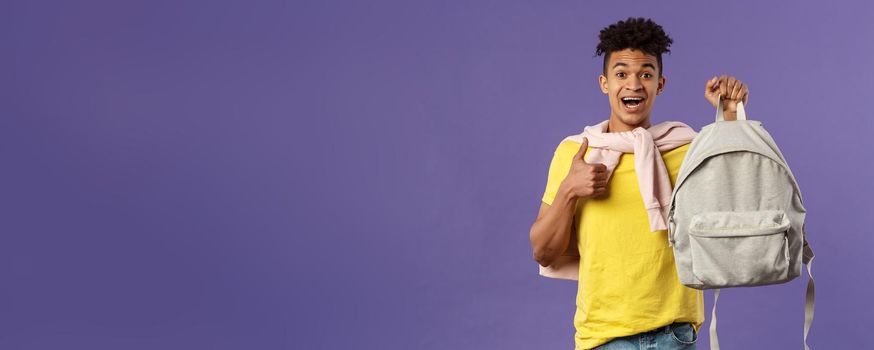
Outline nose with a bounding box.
[625,75,643,91]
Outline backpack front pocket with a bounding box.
[688,210,791,287]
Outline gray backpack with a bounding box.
[668,99,816,350]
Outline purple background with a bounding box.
[4,0,872,349]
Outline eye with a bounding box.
[641,72,653,79]
[615,72,626,78]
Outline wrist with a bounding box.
[556,183,579,204]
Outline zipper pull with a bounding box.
[784,235,790,261]
[668,214,676,247]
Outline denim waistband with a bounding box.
[641,322,691,335]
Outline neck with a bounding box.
[607,116,650,133]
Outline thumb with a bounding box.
[576,137,589,162]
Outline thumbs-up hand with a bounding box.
[561,137,609,200]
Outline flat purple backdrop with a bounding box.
[4,0,872,349]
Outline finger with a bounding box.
[575,137,589,162]
[729,80,742,100]
[713,82,721,97]
[594,179,608,188]
[718,76,728,99]
[592,163,608,173]
[725,77,737,100]
[593,171,608,181]
[723,78,734,99]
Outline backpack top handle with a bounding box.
[715,95,748,122]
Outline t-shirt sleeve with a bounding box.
[541,140,578,206]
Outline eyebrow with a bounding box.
[612,62,657,71]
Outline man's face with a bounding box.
[598,48,665,131]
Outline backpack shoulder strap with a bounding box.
[710,289,722,350]
[804,238,816,350]
[709,240,816,350]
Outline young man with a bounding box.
[528,18,749,350]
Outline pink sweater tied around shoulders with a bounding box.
[576,120,697,232]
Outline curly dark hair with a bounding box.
[595,17,673,77]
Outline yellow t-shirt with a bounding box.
[541,138,704,350]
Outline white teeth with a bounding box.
[623,97,641,109]
[622,97,643,109]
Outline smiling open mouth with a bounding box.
[621,97,644,108]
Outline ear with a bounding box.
[657,75,666,95]
[598,74,608,94]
